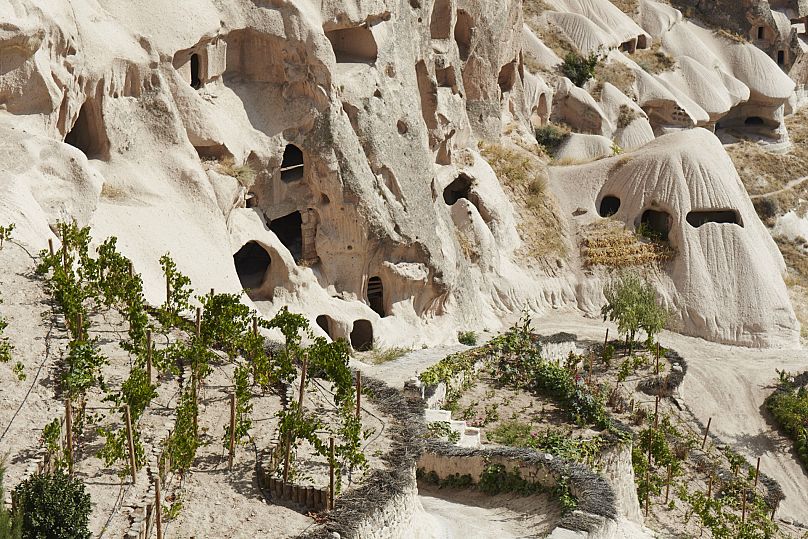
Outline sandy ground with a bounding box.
[0,241,394,538]
[410,483,560,539]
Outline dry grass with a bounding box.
[715,28,747,44]
[726,107,808,204]
[632,42,676,74]
[610,0,639,15]
[581,220,675,268]
[617,104,640,129]
[367,346,411,364]
[535,25,576,59]
[480,143,568,262]
[217,156,257,187]
[523,0,554,18]
[775,238,808,340]
[592,62,637,100]
[455,228,479,262]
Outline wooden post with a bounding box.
[146,330,153,384]
[604,328,609,346]
[155,476,163,539]
[282,440,291,483]
[210,288,215,297]
[707,474,713,498]
[62,245,67,270]
[655,342,660,376]
[644,465,650,517]
[298,354,308,408]
[76,312,83,341]
[124,404,137,484]
[754,456,761,489]
[329,437,335,510]
[647,427,653,468]
[228,394,236,469]
[65,399,73,474]
[587,352,593,386]
[192,375,198,434]
[664,463,672,503]
[654,395,660,429]
[741,489,747,522]
[165,273,171,305]
[701,417,712,450]
[48,238,54,256]
[355,371,362,419]
[253,316,258,336]
[195,307,201,336]
[128,261,134,278]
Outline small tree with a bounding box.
[14,472,91,539]
[560,51,600,87]
[601,273,667,355]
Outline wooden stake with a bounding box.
[329,437,335,510]
[228,394,236,469]
[155,476,163,539]
[283,439,291,483]
[128,261,134,278]
[297,354,308,408]
[76,312,83,341]
[62,246,67,270]
[604,328,609,346]
[195,307,201,337]
[664,463,672,503]
[355,371,362,419]
[210,288,215,297]
[146,330,153,384]
[754,456,761,489]
[655,342,660,376]
[707,474,713,498]
[124,404,137,484]
[165,273,171,305]
[587,352,593,386]
[701,417,712,450]
[741,489,747,522]
[253,316,258,336]
[48,238,54,256]
[65,399,73,474]
[647,427,653,468]
[654,395,660,429]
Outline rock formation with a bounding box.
[0,0,803,348]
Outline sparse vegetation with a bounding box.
[0,223,14,250]
[617,104,641,129]
[368,346,411,364]
[633,42,676,74]
[592,62,636,100]
[580,220,674,268]
[765,370,808,469]
[534,123,570,155]
[458,330,477,346]
[217,157,257,187]
[425,421,460,444]
[560,51,601,87]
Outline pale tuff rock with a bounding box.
[0,0,802,349]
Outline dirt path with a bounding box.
[410,484,559,539]
[749,175,808,200]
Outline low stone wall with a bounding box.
[297,375,426,539]
[256,444,330,512]
[418,441,620,536]
[596,443,642,524]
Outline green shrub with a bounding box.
[0,462,22,538]
[560,51,600,87]
[601,272,668,353]
[14,472,91,539]
[765,372,808,468]
[457,331,477,346]
[534,123,570,155]
[0,223,14,250]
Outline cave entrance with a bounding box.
[498,62,517,94]
[430,0,452,39]
[316,315,336,339]
[686,210,742,228]
[745,116,764,126]
[640,209,671,241]
[350,319,374,351]
[443,174,473,205]
[191,53,202,89]
[281,145,305,183]
[234,241,271,292]
[599,196,621,217]
[455,10,473,61]
[367,276,386,317]
[269,211,303,262]
[777,50,785,65]
[65,99,109,159]
[325,27,378,63]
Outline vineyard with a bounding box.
[0,222,393,538]
[419,315,786,537]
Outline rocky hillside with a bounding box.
[0,0,806,349]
